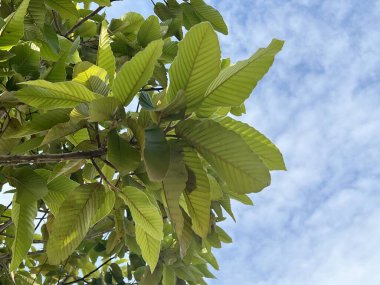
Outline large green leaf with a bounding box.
[137,15,162,47]
[88,97,123,122]
[16,80,100,110]
[8,167,49,204]
[46,183,106,264]
[190,0,228,35]
[181,145,211,238]
[216,117,286,170]
[143,124,170,181]
[119,186,163,240]
[29,0,46,27]
[91,187,116,225]
[9,198,37,271]
[107,130,141,175]
[36,169,79,216]
[200,39,284,110]
[0,0,30,51]
[45,0,79,22]
[5,109,70,139]
[97,21,116,85]
[135,224,161,272]
[163,265,176,285]
[176,119,271,194]
[40,121,83,146]
[112,40,163,106]
[162,141,188,239]
[166,22,220,111]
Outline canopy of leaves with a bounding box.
[0,0,285,284]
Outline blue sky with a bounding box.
[106,1,380,284]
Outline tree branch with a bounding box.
[64,6,105,37]
[0,148,106,166]
[90,158,120,192]
[62,256,115,285]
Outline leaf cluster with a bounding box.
[0,0,285,284]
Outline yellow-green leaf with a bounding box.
[0,0,31,51]
[138,16,162,47]
[112,40,163,106]
[190,0,228,35]
[216,117,286,170]
[97,21,116,85]
[176,119,271,194]
[45,0,79,22]
[9,198,37,271]
[46,183,106,264]
[119,186,163,240]
[135,224,161,272]
[166,22,220,112]
[200,39,284,110]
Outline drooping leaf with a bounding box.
[118,186,163,240]
[45,0,79,22]
[107,130,141,175]
[16,80,101,110]
[88,97,123,122]
[9,198,37,271]
[135,224,161,272]
[181,145,211,237]
[91,186,116,225]
[162,141,188,239]
[137,15,162,47]
[163,265,176,285]
[97,21,116,85]
[40,121,83,146]
[112,40,163,106]
[166,22,220,111]
[143,124,170,181]
[190,0,228,35]
[216,117,286,170]
[46,183,106,264]
[176,119,271,194]
[200,39,284,110]
[0,0,31,51]
[29,0,46,27]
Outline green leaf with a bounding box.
[138,16,162,47]
[5,109,70,139]
[181,3,202,30]
[97,21,116,85]
[119,186,163,240]
[166,22,221,112]
[163,265,176,285]
[46,183,106,264]
[8,167,49,204]
[29,0,46,27]
[9,198,37,271]
[36,170,79,216]
[216,117,286,170]
[45,53,67,82]
[73,62,109,95]
[9,43,40,79]
[135,224,161,272]
[0,0,31,51]
[143,124,170,181]
[200,39,284,110]
[91,187,115,225]
[11,137,44,154]
[176,119,271,194]
[190,0,228,35]
[16,80,101,110]
[112,40,164,106]
[107,130,141,175]
[181,145,211,237]
[88,97,123,122]
[45,0,79,22]
[40,121,83,146]
[162,141,187,239]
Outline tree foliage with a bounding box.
[0,0,285,284]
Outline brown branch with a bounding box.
[90,158,120,192]
[62,256,115,285]
[0,220,13,234]
[64,6,105,37]
[0,148,106,166]
[0,233,46,244]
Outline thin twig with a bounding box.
[63,256,115,285]
[64,6,105,37]
[0,233,46,244]
[0,220,13,234]
[34,212,47,231]
[90,158,119,192]
[0,148,106,166]
[94,123,101,148]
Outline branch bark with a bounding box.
[64,6,105,37]
[0,148,106,166]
